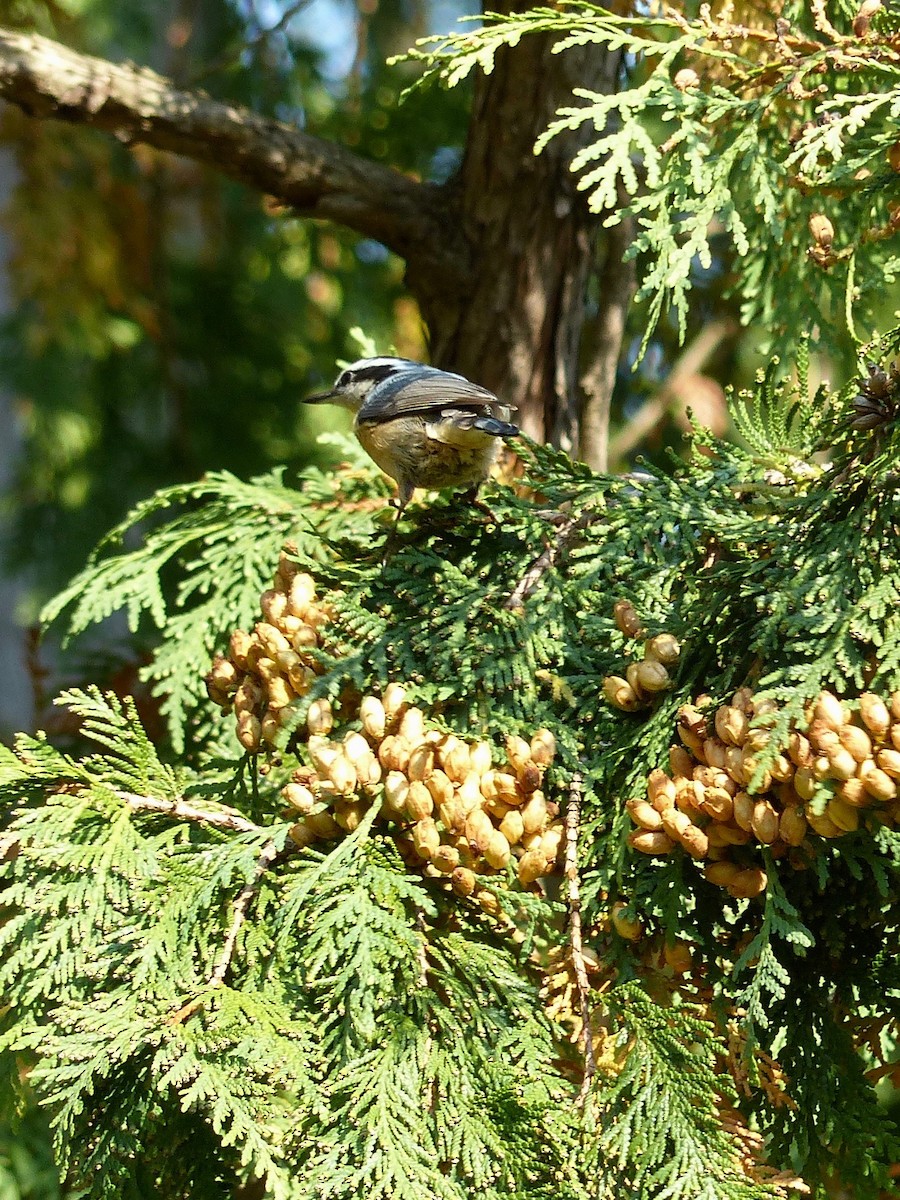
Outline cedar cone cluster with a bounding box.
[204,551,337,751]
[281,684,561,905]
[851,359,900,432]
[603,600,681,711]
[628,687,900,898]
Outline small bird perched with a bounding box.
[305,357,519,518]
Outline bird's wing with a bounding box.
[357,368,513,423]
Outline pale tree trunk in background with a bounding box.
[413,0,623,458]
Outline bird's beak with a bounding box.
[303,389,339,405]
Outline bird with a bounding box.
[305,357,519,519]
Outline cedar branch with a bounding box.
[0,27,468,284]
[564,771,596,1105]
[168,837,288,1025]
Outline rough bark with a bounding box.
[421,2,622,446]
[0,23,627,448]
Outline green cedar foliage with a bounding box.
[3,330,900,1197]
[404,0,900,364]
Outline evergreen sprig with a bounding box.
[403,0,900,360]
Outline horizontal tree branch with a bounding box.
[115,789,264,835]
[0,27,469,284]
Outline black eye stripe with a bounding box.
[340,363,406,387]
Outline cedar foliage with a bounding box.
[4,2,900,1198]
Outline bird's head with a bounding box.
[304,357,415,413]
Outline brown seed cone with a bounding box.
[228,629,254,670]
[877,748,900,778]
[521,792,549,835]
[378,735,410,774]
[859,692,891,738]
[813,691,845,732]
[727,867,768,899]
[237,712,262,753]
[613,599,643,638]
[360,695,386,740]
[628,829,675,855]
[644,633,681,666]
[282,782,317,814]
[432,844,461,874]
[505,735,532,772]
[635,659,670,694]
[694,765,736,795]
[704,860,741,888]
[840,724,873,762]
[451,866,477,897]
[412,818,441,859]
[407,743,436,782]
[826,797,859,832]
[611,902,643,942]
[382,682,407,720]
[530,729,556,766]
[837,776,869,807]
[648,768,677,810]
[483,829,512,869]
[675,777,704,815]
[517,846,552,884]
[661,808,692,841]
[733,792,755,832]
[715,706,749,747]
[751,800,779,845]
[517,762,543,794]
[465,808,495,854]
[670,744,695,778]
[698,787,734,822]
[680,825,709,859]
[825,745,860,782]
[806,810,843,838]
[702,739,728,770]
[307,810,341,839]
[664,940,693,975]
[425,769,454,807]
[405,781,435,822]
[334,800,367,832]
[779,806,808,846]
[787,731,813,768]
[499,808,526,844]
[861,765,897,801]
[679,704,708,737]
[288,819,316,848]
[678,726,707,762]
[627,798,665,831]
[603,675,642,712]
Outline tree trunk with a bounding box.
[0,23,628,457]
[411,2,622,451]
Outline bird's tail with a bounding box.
[473,416,519,438]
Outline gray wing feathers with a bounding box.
[357,367,513,423]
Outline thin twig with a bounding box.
[167,837,287,1025]
[564,771,596,1106]
[503,510,601,611]
[0,788,266,861]
[115,790,263,835]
